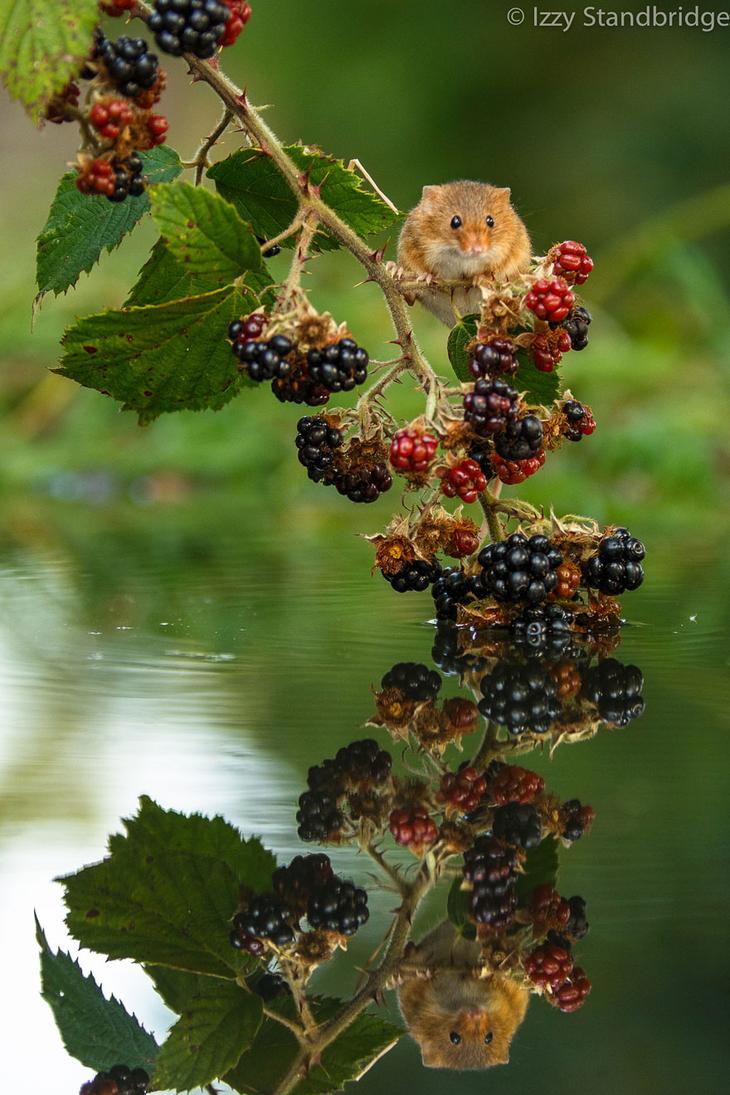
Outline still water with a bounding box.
[1,498,728,1093]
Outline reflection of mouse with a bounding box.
[397,181,532,325]
[397,921,529,1070]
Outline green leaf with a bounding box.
[56,283,261,423]
[36,147,182,298]
[516,836,560,905]
[447,314,479,382]
[208,146,400,253]
[0,0,98,120]
[446,877,476,940]
[36,917,159,1074]
[152,977,262,1092]
[60,796,277,978]
[514,350,561,406]
[125,239,276,309]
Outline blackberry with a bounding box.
[389,806,438,848]
[307,877,369,936]
[81,1066,149,1095]
[272,364,330,407]
[492,802,542,849]
[581,658,645,726]
[107,154,145,203]
[333,463,392,503]
[562,306,592,350]
[333,738,392,784]
[307,338,369,393]
[478,658,562,734]
[230,894,296,950]
[488,763,545,806]
[524,940,573,989]
[381,662,442,701]
[251,970,290,1001]
[468,445,494,481]
[296,788,345,843]
[559,799,595,843]
[463,835,520,931]
[494,414,543,462]
[383,559,440,593]
[548,966,591,1012]
[562,399,595,442]
[231,332,295,382]
[431,567,475,621]
[463,377,519,437]
[258,236,281,259]
[96,35,160,99]
[295,415,343,484]
[440,765,487,813]
[273,853,334,913]
[468,338,518,379]
[511,604,572,650]
[582,528,645,595]
[477,533,563,606]
[565,895,589,941]
[149,0,229,59]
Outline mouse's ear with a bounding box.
[421,184,440,205]
[496,186,512,201]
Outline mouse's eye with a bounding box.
[450,215,462,230]
[485,215,495,228]
[449,1031,462,1045]
[484,1031,494,1045]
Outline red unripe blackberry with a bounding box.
[440,765,486,814]
[447,520,480,558]
[307,338,369,393]
[531,330,571,372]
[439,458,488,504]
[89,99,134,141]
[524,277,575,323]
[101,0,137,13]
[559,798,596,842]
[307,877,369,936]
[583,528,645,595]
[492,801,542,849]
[463,377,519,437]
[468,338,518,378]
[149,0,229,59]
[146,113,169,145]
[551,560,581,600]
[220,0,253,47]
[389,806,438,848]
[229,312,268,342]
[383,558,441,593]
[476,532,563,606]
[524,940,574,989]
[381,661,442,701]
[548,966,591,1012]
[334,462,392,503]
[562,306,592,350]
[488,763,545,806]
[389,426,439,474]
[76,157,116,198]
[529,883,571,931]
[551,240,594,285]
[492,451,545,485]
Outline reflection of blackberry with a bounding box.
[81,1065,149,1095]
[431,567,475,620]
[431,622,484,676]
[463,836,520,930]
[479,658,562,734]
[232,334,295,381]
[583,528,645,595]
[334,463,392,503]
[273,854,334,913]
[477,533,563,605]
[492,802,542,849]
[307,878,369,936]
[582,658,645,726]
[230,895,296,950]
[150,0,228,59]
[307,339,369,393]
[295,416,343,484]
[296,789,345,843]
[511,604,572,649]
[463,378,519,436]
[381,662,442,701]
[383,559,440,593]
[251,970,291,1001]
[97,35,159,99]
[494,415,544,462]
[562,306,592,350]
[565,895,589,941]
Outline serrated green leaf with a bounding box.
[60,796,277,978]
[208,146,400,253]
[36,917,159,1074]
[126,238,276,310]
[516,836,560,904]
[147,967,212,1015]
[152,977,262,1092]
[514,350,561,406]
[56,284,261,423]
[447,313,479,382]
[446,877,476,940]
[36,147,182,298]
[0,0,98,120]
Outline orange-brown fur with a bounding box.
[397,181,532,325]
[398,922,529,1070]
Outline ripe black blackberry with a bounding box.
[96,34,160,99]
[463,377,519,436]
[333,462,392,503]
[431,567,475,621]
[468,445,494,481]
[581,657,645,726]
[582,528,645,596]
[295,415,343,484]
[383,559,440,593]
[230,894,296,950]
[272,363,330,407]
[565,895,589,941]
[307,338,369,393]
[562,399,591,441]
[463,835,520,930]
[561,305,592,350]
[334,738,392,785]
[107,154,145,203]
[381,661,442,701]
[476,533,563,606]
[494,414,544,462]
[81,1065,149,1095]
[273,853,334,913]
[492,802,542,849]
[468,338,518,378]
[478,657,562,734]
[149,0,228,59]
[296,788,345,843]
[230,332,295,382]
[307,878,369,936]
[251,970,291,1001]
[511,603,572,649]
[559,799,595,843]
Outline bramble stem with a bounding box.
[191,106,234,185]
[479,490,505,542]
[361,839,409,895]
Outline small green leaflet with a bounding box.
[0,0,98,120]
[447,314,479,383]
[59,796,278,978]
[36,918,159,1074]
[446,877,476,940]
[208,146,400,253]
[57,284,260,423]
[514,350,561,407]
[516,836,560,904]
[36,147,182,299]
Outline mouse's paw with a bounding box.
[385,260,406,280]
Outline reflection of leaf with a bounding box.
[514,350,561,406]
[37,918,159,1073]
[446,877,476,940]
[447,314,479,382]
[60,796,277,979]
[516,836,560,904]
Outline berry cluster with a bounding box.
[381,662,442,700]
[150,0,230,59]
[307,877,369,936]
[583,528,645,595]
[389,426,438,475]
[272,853,334,914]
[476,533,563,606]
[494,414,543,462]
[389,806,438,848]
[528,884,571,932]
[307,339,369,393]
[582,658,645,726]
[252,970,290,1001]
[463,835,520,931]
[76,153,145,201]
[468,338,518,378]
[295,415,343,484]
[463,377,519,437]
[89,98,133,140]
[551,240,594,285]
[492,801,542,849]
[524,277,575,323]
[488,763,545,805]
[383,558,440,593]
[80,1065,149,1095]
[101,0,137,14]
[559,798,596,842]
[492,449,545,485]
[439,458,488,504]
[562,400,596,441]
[440,765,487,814]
